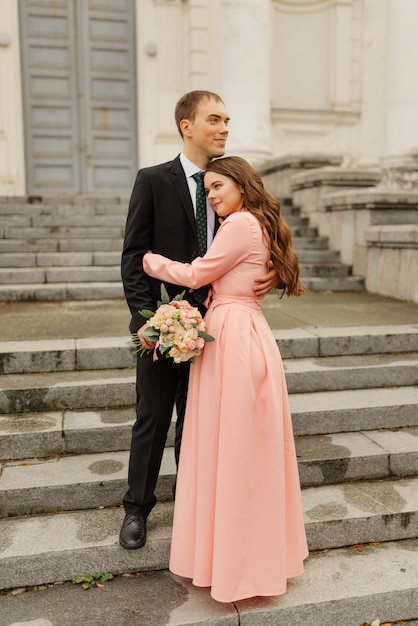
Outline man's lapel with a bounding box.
[170,156,196,234]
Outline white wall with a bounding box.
[2,0,418,194]
[0,0,25,195]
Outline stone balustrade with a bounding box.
[365,224,418,303]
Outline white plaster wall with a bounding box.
[0,0,25,195]
[3,0,418,190]
[270,0,362,159]
[384,0,418,157]
[135,0,222,168]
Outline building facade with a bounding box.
[1,0,418,197]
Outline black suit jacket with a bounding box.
[121,155,215,334]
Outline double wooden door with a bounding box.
[19,0,138,195]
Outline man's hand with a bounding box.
[137,322,157,351]
[253,260,280,297]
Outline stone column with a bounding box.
[219,0,272,165]
[384,0,418,157]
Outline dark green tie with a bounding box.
[192,172,209,304]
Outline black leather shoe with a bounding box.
[119,514,147,550]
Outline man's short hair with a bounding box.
[175,90,224,137]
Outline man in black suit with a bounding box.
[120,90,276,549]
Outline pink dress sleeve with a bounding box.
[143,212,254,288]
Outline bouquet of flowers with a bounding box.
[133,284,215,364]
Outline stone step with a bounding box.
[2,387,417,462]
[0,195,129,209]
[0,282,124,302]
[0,276,365,302]
[303,275,365,291]
[294,249,341,263]
[1,477,417,591]
[0,238,124,253]
[1,356,417,414]
[1,353,417,415]
[1,429,417,517]
[0,249,341,269]
[290,225,318,237]
[0,449,170,517]
[290,386,418,435]
[284,351,418,393]
[0,251,121,269]
[3,226,124,240]
[0,263,352,284]
[293,235,330,249]
[0,368,135,415]
[3,325,417,375]
[299,262,351,277]
[3,542,417,626]
[1,214,126,227]
[0,266,122,285]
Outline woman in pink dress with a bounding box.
[143,156,308,603]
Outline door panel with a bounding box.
[19,0,137,195]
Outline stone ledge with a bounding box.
[365,224,418,246]
[258,153,343,176]
[290,166,382,191]
[322,188,418,211]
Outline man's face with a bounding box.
[182,97,230,166]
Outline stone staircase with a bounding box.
[0,196,364,302]
[1,323,418,624]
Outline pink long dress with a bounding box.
[143,210,308,603]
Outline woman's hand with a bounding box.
[253,260,280,297]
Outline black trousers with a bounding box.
[122,351,190,517]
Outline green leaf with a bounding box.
[140,309,155,319]
[172,290,186,301]
[160,283,170,303]
[142,327,159,341]
[198,331,215,342]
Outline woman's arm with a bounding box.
[143,213,253,288]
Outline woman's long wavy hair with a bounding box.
[205,156,307,297]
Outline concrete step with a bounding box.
[2,387,417,461]
[0,449,171,517]
[302,275,365,291]
[0,282,124,302]
[3,324,418,375]
[0,277,365,301]
[4,226,124,240]
[296,426,418,486]
[1,353,417,414]
[299,262,351,277]
[290,225,318,237]
[0,195,129,211]
[284,351,418,392]
[0,238,124,253]
[294,249,341,263]
[0,250,342,268]
[1,477,417,590]
[0,266,121,285]
[1,214,126,227]
[0,368,135,414]
[293,235,330,249]
[0,251,121,269]
[290,386,418,435]
[2,542,417,626]
[1,429,417,517]
[0,264,353,285]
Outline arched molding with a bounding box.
[272,0,353,15]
